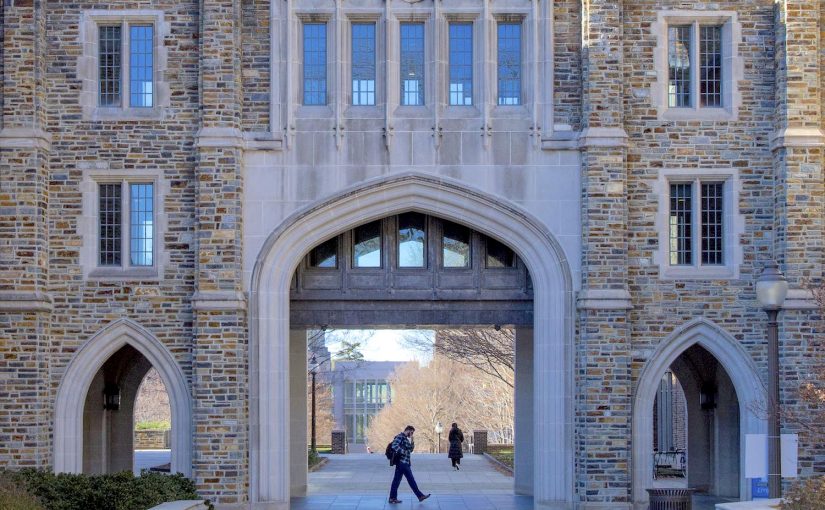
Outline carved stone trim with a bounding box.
[195,127,245,149]
[578,127,629,149]
[191,291,248,311]
[0,128,52,152]
[782,288,818,310]
[576,288,633,310]
[769,127,825,152]
[0,291,53,312]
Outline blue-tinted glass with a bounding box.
[303,23,327,105]
[129,183,153,266]
[129,25,153,107]
[352,23,376,106]
[400,23,425,106]
[497,23,521,106]
[449,23,473,106]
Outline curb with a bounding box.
[308,456,330,473]
[482,452,513,476]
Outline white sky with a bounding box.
[324,329,434,365]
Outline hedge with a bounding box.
[0,469,213,510]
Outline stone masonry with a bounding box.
[0,0,823,509]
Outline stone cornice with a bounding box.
[191,291,248,311]
[243,131,284,152]
[0,291,53,312]
[541,129,579,150]
[770,127,825,152]
[782,288,818,310]
[0,127,52,152]
[576,288,633,310]
[196,127,284,152]
[578,127,629,149]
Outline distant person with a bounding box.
[388,425,431,504]
[447,422,464,470]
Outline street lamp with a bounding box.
[756,261,788,499]
[435,421,443,454]
[310,354,318,453]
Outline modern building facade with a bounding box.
[0,0,823,509]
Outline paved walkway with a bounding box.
[296,453,525,509]
[134,449,171,475]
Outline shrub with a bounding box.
[0,471,45,510]
[782,476,825,510]
[1,469,213,510]
[135,420,171,431]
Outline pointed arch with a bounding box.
[631,318,767,507]
[249,173,575,507]
[54,319,192,476]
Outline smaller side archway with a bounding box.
[54,319,192,476]
[632,319,767,507]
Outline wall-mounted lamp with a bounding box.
[103,383,121,411]
[700,383,717,410]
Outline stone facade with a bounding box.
[0,0,822,509]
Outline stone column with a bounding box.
[577,0,632,507]
[0,0,52,470]
[514,328,534,496]
[770,0,824,482]
[191,0,248,505]
[290,330,308,497]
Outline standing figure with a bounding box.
[447,422,464,470]
[388,425,432,504]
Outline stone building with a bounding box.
[0,0,823,509]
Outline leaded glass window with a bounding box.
[129,183,154,266]
[99,183,122,266]
[449,23,473,106]
[668,25,691,108]
[699,25,722,107]
[398,213,426,268]
[303,23,327,106]
[352,23,376,106]
[99,26,122,107]
[669,180,726,268]
[129,25,154,107]
[353,221,381,268]
[701,182,724,265]
[669,183,693,265]
[443,221,471,268]
[497,22,521,106]
[400,23,425,106]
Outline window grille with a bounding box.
[400,23,425,106]
[129,183,154,266]
[699,25,722,107]
[129,25,154,107]
[303,23,328,105]
[98,183,122,266]
[669,183,693,266]
[668,25,691,108]
[352,23,376,106]
[449,23,473,106]
[99,26,122,107]
[497,23,521,106]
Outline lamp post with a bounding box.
[756,262,788,499]
[435,421,443,454]
[310,354,318,453]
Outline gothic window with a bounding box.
[353,221,382,268]
[303,22,328,105]
[449,23,473,106]
[400,23,425,106]
[97,181,154,268]
[668,180,725,267]
[98,23,154,108]
[310,238,339,268]
[351,23,377,106]
[497,22,521,106]
[398,213,426,268]
[442,221,471,268]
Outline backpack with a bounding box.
[385,442,396,466]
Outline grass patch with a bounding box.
[308,449,324,469]
[487,446,514,469]
[135,421,171,431]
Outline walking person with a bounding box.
[447,422,464,470]
[388,425,431,504]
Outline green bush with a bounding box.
[0,471,45,510]
[0,469,213,510]
[782,476,825,510]
[135,420,171,431]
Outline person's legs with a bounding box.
[389,464,404,501]
[400,463,425,498]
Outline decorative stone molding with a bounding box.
[195,127,245,149]
[243,131,284,151]
[54,318,192,476]
[782,287,818,310]
[191,291,248,311]
[541,129,579,150]
[0,291,53,312]
[769,126,825,152]
[576,288,633,310]
[578,127,629,148]
[0,127,53,152]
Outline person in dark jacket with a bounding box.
[388,425,431,504]
[447,422,464,470]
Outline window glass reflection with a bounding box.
[310,237,338,268]
[398,212,426,268]
[443,221,471,268]
[353,221,382,267]
[486,237,515,268]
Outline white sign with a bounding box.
[744,433,798,478]
[781,434,798,478]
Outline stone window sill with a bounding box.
[659,265,736,281]
[88,267,160,281]
[661,106,736,122]
[88,106,166,122]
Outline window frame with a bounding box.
[79,10,168,121]
[654,168,741,280]
[301,21,330,106]
[495,19,523,107]
[398,20,427,107]
[447,20,475,107]
[81,168,167,281]
[653,11,741,121]
[348,19,380,108]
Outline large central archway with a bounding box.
[250,174,575,508]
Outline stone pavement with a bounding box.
[296,453,526,509]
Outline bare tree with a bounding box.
[402,328,515,388]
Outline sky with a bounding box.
[323,329,434,365]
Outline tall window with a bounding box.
[668,23,723,109]
[398,213,426,268]
[669,180,724,267]
[351,23,376,106]
[98,23,154,108]
[98,181,154,268]
[400,23,425,106]
[449,23,473,106]
[443,221,471,268]
[353,221,382,268]
[303,23,327,105]
[497,22,521,106]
